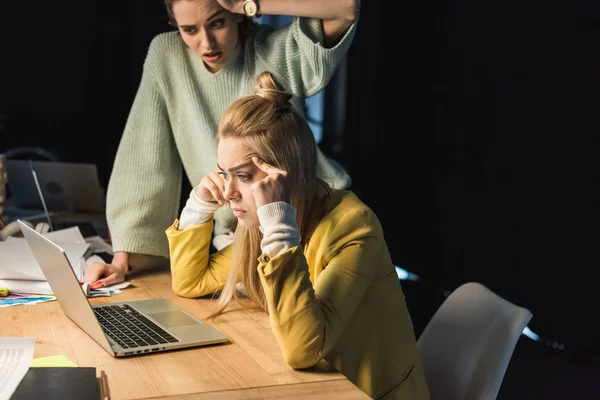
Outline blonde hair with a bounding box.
[211,71,331,316]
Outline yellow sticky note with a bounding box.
[30,355,79,368]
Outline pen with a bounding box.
[100,370,110,400]
[0,288,9,297]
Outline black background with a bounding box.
[1,0,599,382]
[335,0,600,365]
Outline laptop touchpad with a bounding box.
[148,311,201,328]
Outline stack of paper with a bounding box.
[0,227,90,295]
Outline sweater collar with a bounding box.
[192,40,244,79]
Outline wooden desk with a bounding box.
[0,270,369,399]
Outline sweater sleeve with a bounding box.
[166,218,233,298]
[257,202,301,257]
[178,187,222,230]
[253,17,358,98]
[256,207,384,369]
[106,38,182,258]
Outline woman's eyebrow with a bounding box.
[206,10,226,21]
[217,160,254,172]
[177,11,225,28]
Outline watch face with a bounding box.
[243,0,257,17]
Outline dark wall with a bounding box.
[0,1,171,188]
[2,0,599,361]
[339,0,600,360]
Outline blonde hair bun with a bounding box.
[254,71,292,105]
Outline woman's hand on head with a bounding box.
[251,157,291,208]
[196,170,230,206]
[215,0,242,14]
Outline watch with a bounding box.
[242,0,259,17]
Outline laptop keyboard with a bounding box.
[93,304,180,349]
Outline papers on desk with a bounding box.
[0,337,35,400]
[0,226,89,295]
[85,235,114,255]
[0,280,131,307]
[0,294,56,307]
[86,281,132,298]
[0,226,131,306]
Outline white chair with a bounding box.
[417,282,533,400]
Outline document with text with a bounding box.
[0,337,35,400]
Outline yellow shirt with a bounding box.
[166,190,430,399]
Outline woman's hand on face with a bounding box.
[251,157,291,208]
[196,170,230,206]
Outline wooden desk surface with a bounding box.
[0,269,369,399]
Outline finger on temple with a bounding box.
[252,156,271,171]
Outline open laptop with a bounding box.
[18,220,229,357]
[6,159,105,213]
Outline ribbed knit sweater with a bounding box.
[106,17,357,258]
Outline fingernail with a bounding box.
[91,282,104,289]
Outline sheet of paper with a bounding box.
[73,257,86,282]
[0,236,89,281]
[30,354,79,368]
[0,295,56,307]
[0,337,35,400]
[0,279,53,295]
[105,281,131,291]
[85,236,113,255]
[86,281,131,297]
[44,226,86,244]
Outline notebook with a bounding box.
[18,220,229,357]
[11,367,100,400]
[5,159,105,213]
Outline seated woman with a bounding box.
[165,71,430,399]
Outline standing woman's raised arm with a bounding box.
[218,0,360,47]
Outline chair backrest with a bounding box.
[417,282,532,400]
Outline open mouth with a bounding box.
[203,51,222,62]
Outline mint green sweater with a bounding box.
[107,18,357,257]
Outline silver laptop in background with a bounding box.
[6,160,105,213]
[18,220,229,357]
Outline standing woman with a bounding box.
[84,0,359,288]
[166,71,431,400]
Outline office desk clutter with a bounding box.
[0,224,130,307]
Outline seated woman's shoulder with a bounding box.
[329,189,372,213]
[325,190,379,225]
[314,190,385,244]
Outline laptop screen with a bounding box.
[6,160,105,213]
